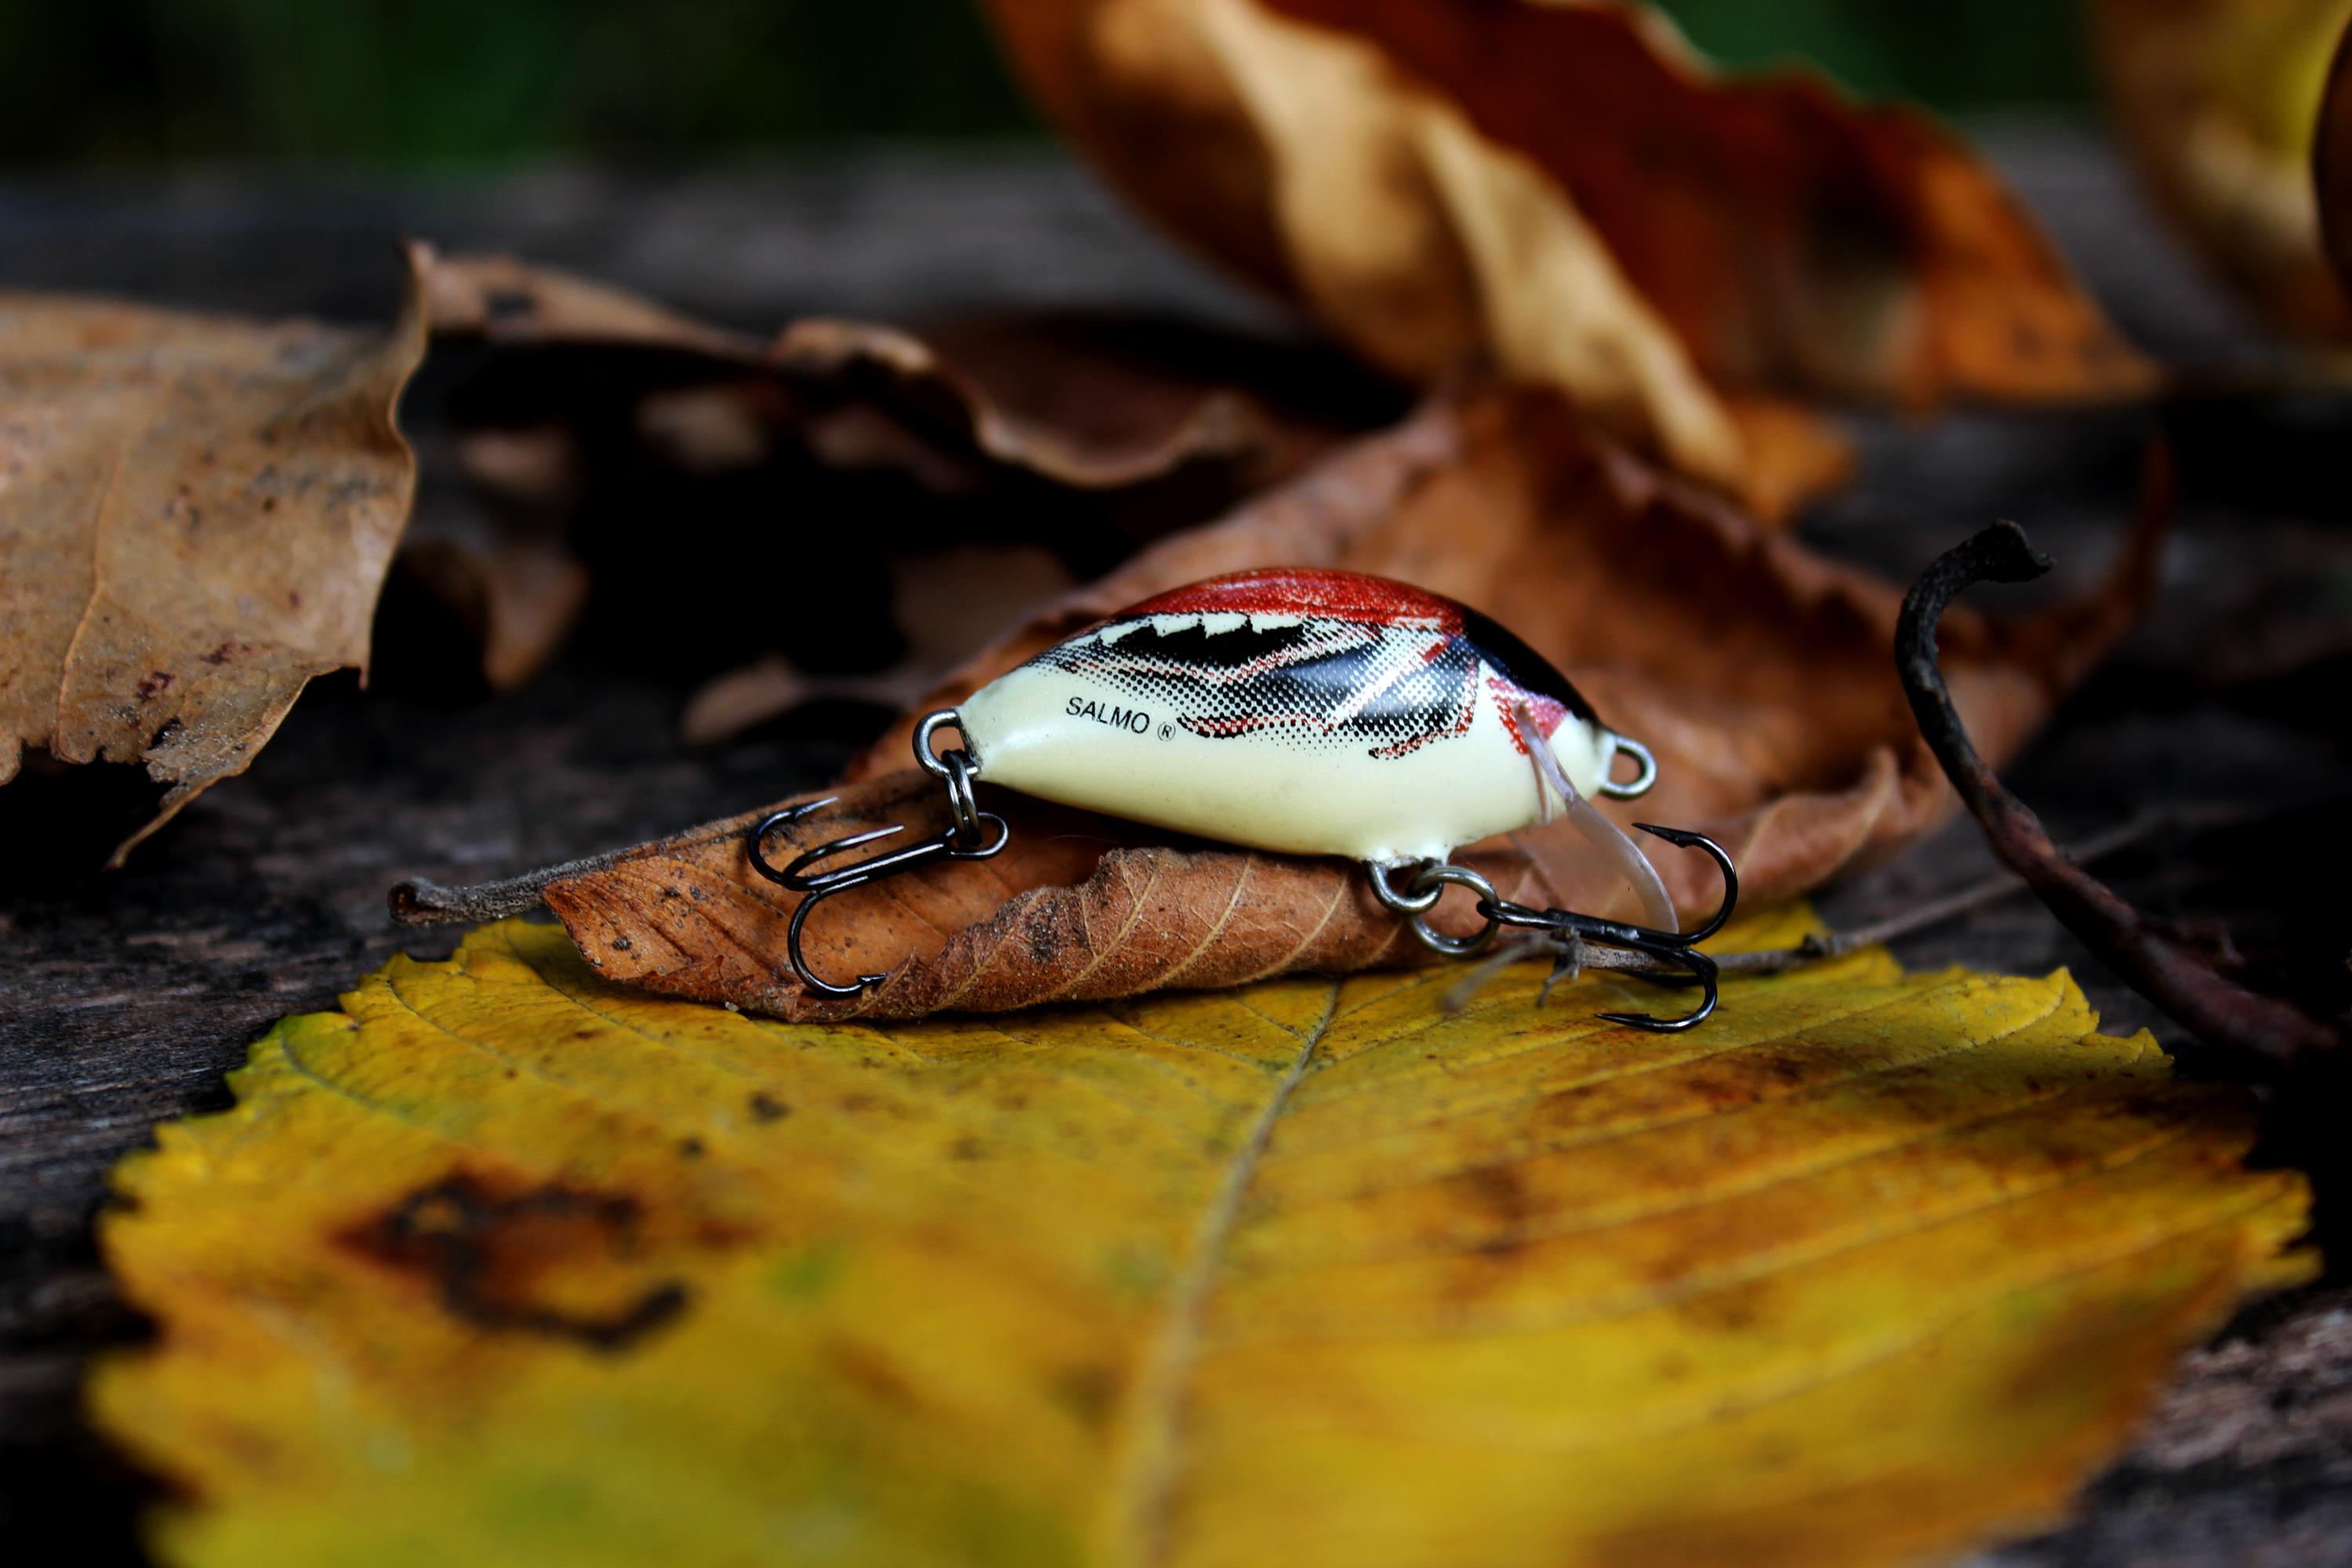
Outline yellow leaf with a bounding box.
[94,911,2310,1567]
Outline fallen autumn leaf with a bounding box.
[0,245,429,863]
[93,915,2311,1567]
[416,250,1394,706]
[426,250,1359,498]
[985,0,2153,515]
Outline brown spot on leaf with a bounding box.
[1676,1277,1772,1337]
[336,1172,690,1352]
[1025,913,1069,967]
[1051,1363,1121,1432]
[827,1338,920,1410]
[1454,1163,1540,1265]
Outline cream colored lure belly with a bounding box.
[958,636,1615,864]
[750,568,1736,1028]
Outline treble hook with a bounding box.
[1366,823,1739,1030]
[746,742,1009,997]
[1544,825,1736,1030]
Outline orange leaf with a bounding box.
[985,0,2151,512]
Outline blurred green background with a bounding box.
[0,0,2092,167]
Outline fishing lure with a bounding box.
[750,568,1737,1027]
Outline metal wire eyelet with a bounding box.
[913,710,962,780]
[1365,858,1446,917]
[1367,861,1501,956]
[1595,734,1660,800]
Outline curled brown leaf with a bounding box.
[678,543,1078,749]
[423,250,1356,498]
[0,245,429,862]
[985,0,2150,512]
[407,386,2165,1021]
[532,775,1549,1022]
[388,492,591,694]
[414,252,1388,702]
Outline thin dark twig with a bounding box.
[1896,521,2348,1075]
[1718,808,2256,975]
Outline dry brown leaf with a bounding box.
[421,249,753,356]
[678,542,1079,748]
[0,246,429,862]
[419,250,1393,713]
[389,490,590,693]
[404,387,2161,1022]
[984,0,2151,513]
[2096,0,2352,337]
[424,251,1353,498]
[537,774,1517,1022]
[772,313,1302,492]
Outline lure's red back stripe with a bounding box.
[1120,568,1464,631]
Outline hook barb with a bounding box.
[1594,946,1720,1031]
[1631,822,1738,946]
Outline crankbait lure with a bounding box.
[750,568,1737,1027]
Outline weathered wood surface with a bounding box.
[3,132,2349,1564]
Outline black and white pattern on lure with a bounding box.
[953,568,1632,866]
[1032,607,1591,760]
